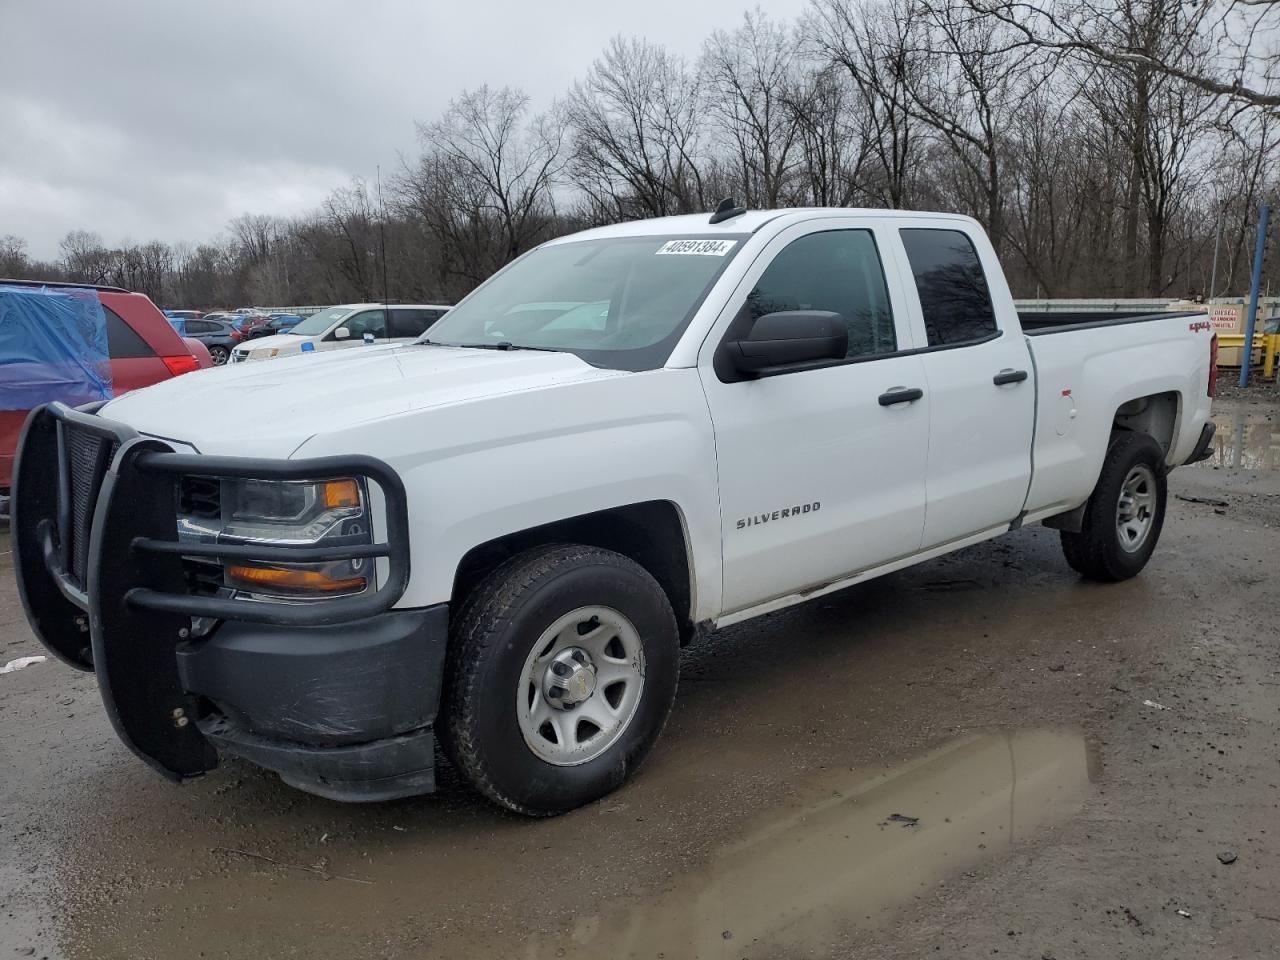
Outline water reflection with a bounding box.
[521,729,1094,960]
[1195,412,1279,471]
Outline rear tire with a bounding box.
[1060,431,1167,582]
[209,345,229,365]
[442,544,680,816]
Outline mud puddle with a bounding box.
[514,728,1096,959]
[51,729,1094,959]
[1195,410,1279,470]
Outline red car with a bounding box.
[0,279,211,496]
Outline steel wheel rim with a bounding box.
[516,605,646,766]
[1116,463,1156,553]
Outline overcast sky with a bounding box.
[0,0,810,260]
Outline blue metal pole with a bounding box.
[1240,203,1270,387]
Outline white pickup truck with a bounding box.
[13,206,1216,815]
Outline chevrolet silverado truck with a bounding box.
[12,207,1217,815]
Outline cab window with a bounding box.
[746,229,897,359]
[899,228,998,346]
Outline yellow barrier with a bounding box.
[1215,332,1280,380]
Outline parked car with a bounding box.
[1,279,210,496]
[201,312,239,325]
[183,336,214,368]
[180,316,242,365]
[228,314,269,338]
[261,313,304,335]
[11,208,1215,815]
[231,303,449,361]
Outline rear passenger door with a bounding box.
[701,218,930,614]
[895,226,1035,548]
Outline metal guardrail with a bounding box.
[244,305,326,317]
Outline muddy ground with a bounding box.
[1,394,1277,960]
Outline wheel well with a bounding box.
[1113,391,1179,456]
[452,501,696,643]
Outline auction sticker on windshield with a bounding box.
[655,239,737,256]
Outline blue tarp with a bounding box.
[0,284,113,411]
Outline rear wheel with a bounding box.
[1060,431,1167,582]
[208,345,229,365]
[442,544,680,816]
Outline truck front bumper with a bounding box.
[179,605,448,801]
[11,401,443,802]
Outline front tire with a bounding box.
[1061,431,1167,582]
[442,544,680,816]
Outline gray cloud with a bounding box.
[0,0,806,259]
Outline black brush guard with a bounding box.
[11,401,411,781]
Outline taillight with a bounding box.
[230,329,244,342]
[1208,333,1218,397]
[162,355,202,376]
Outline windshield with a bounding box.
[287,306,355,337]
[422,235,744,371]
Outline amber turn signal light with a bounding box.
[323,479,360,509]
[226,564,366,594]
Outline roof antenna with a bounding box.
[709,197,747,225]
[377,164,391,336]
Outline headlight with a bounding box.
[219,478,372,599]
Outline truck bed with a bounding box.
[1019,310,1204,335]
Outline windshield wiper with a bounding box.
[420,339,562,353]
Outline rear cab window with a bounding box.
[899,228,998,347]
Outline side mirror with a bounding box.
[723,311,847,375]
[333,326,350,340]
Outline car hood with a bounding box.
[238,333,307,355]
[101,343,627,456]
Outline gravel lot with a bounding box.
[1,393,1277,960]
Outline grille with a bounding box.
[62,424,117,588]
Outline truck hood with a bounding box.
[101,343,627,456]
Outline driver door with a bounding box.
[699,218,931,614]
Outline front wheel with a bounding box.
[1060,431,1168,582]
[442,544,680,816]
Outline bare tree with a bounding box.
[806,0,926,208]
[59,230,110,284]
[565,37,709,219]
[780,63,870,205]
[411,85,564,276]
[0,235,29,277]
[902,0,1046,255]
[228,213,280,265]
[701,10,804,207]
[959,0,1280,110]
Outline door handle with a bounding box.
[878,386,924,406]
[993,368,1029,385]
